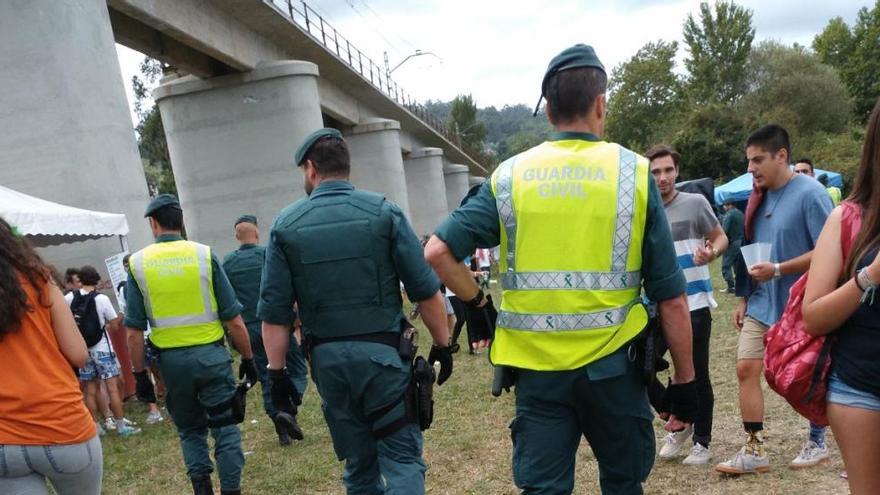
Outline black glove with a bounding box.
[268,368,304,441]
[667,381,699,424]
[134,370,157,403]
[428,344,454,386]
[239,357,259,387]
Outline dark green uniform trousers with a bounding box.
[721,240,741,291]
[158,342,244,491]
[311,341,425,495]
[244,321,308,415]
[511,348,654,495]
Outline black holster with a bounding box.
[634,316,669,385]
[408,356,435,431]
[491,366,515,396]
[205,382,249,428]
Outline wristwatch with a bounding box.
[773,263,782,278]
[464,288,485,308]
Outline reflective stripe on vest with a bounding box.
[495,148,640,291]
[497,301,636,331]
[130,241,223,348]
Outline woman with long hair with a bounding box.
[0,218,103,494]
[803,98,880,495]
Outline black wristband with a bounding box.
[465,289,485,308]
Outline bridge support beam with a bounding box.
[0,0,151,273]
[443,164,471,213]
[346,119,411,216]
[154,60,323,256]
[404,148,448,238]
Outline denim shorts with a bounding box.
[78,351,120,381]
[827,371,880,412]
[145,339,160,367]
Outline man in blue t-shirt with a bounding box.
[716,125,833,475]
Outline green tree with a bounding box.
[673,103,753,181]
[813,3,880,122]
[683,1,755,104]
[605,40,683,151]
[741,41,850,139]
[798,129,865,192]
[812,17,854,68]
[132,57,176,195]
[447,94,487,151]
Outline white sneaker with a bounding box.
[146,410,164,425]
[104,417,116,431]
[658,425,693,459]
[682,443,712,465]
[715,445,770,474]
[789,440,829,469]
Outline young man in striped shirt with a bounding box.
[647,144,729,465]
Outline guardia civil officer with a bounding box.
[425,44,699,494]
[222,214,309,445]
[258,129,453,494]
[124,195,259,495]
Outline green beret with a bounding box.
[534,44,606,115]
[234,214,257,227]
[295,128,343,166]
[144,194,181,217]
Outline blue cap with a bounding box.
[295,128,343,166]
[144,194,181,217]
[534,44,606,116]
[234,215,257,227]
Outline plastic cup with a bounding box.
[740,242,772,268]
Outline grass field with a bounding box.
[101,265,850,494]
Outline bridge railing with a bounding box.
[267,0,485,166]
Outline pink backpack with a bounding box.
[763,201,862,426]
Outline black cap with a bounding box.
[534,44,606,116]
[295,128,343,166]
[234,215,257,227]
[144,194,181,217]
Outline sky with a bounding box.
[114,0,870,126]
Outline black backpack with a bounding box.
[70,291,104,347]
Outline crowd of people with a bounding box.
[0,42,878,495]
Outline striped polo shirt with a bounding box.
[663,191,720,311]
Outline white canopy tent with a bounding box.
[0,184,129,249]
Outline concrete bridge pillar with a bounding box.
[443,164,470,212]
[154,61,323,256]
[0,0,151,272]
[404,148,448,238]
[346,119,410,216]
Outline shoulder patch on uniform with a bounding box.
[348,189,384,215]
[277,198,315,229]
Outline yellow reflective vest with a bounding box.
[826,186,841,207]
[130,240,225,349]
[489,139,650,371]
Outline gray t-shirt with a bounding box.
[746,174,833,325]
[664,191,720,310]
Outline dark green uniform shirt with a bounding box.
[222,244,265,325]
[722,207,744,243]
[123,233,243,331]
[257,180,440,327]
[434,132,686,303]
